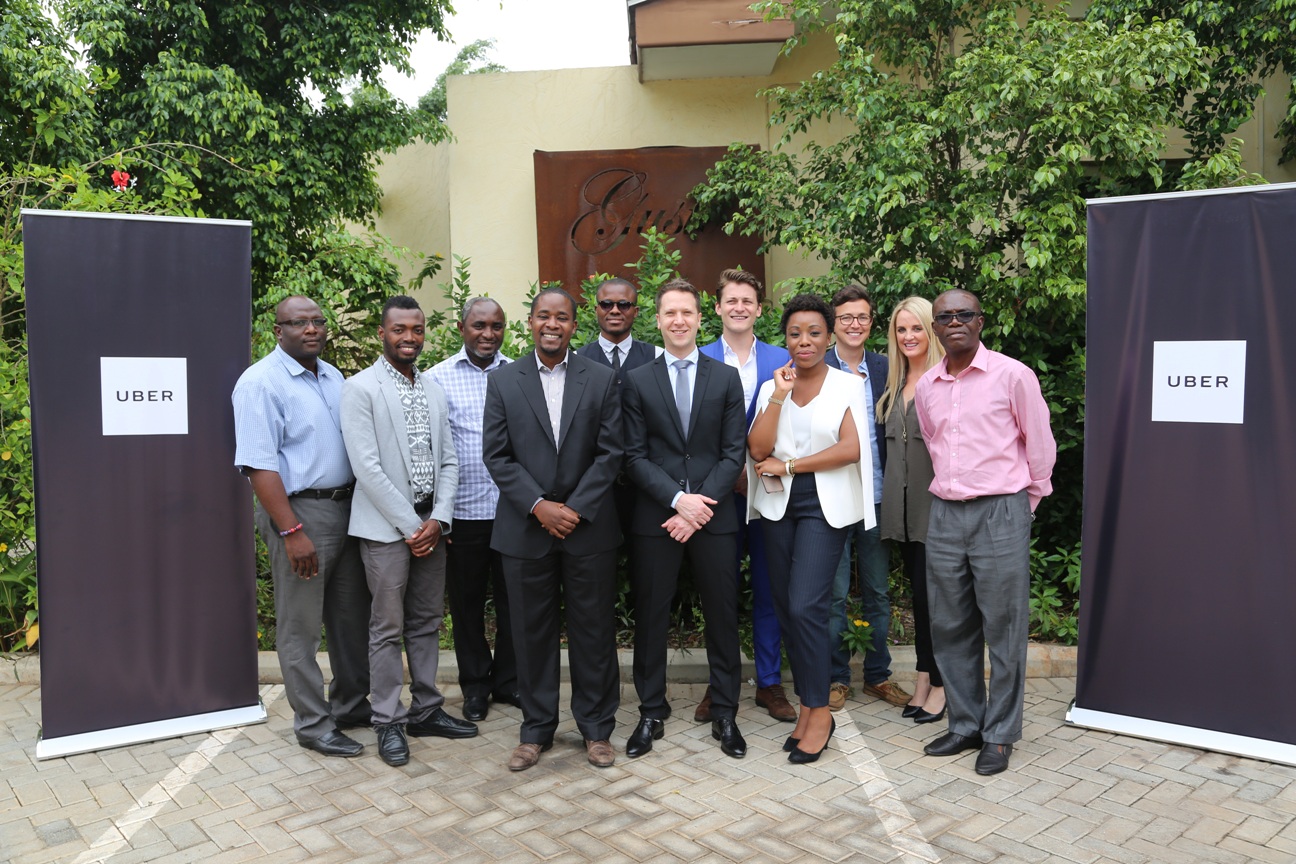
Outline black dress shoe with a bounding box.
[375,724,409,766]
[788,718,834,764]
[491,690,523,709]
[333,712,372,730]
[711,717,747,759]
[901,704,923,719]
[462,696,489,722]
[408,707,479,739]
[923,731,983,757]
[297,729,363,758]
[782,736,801,753]
[975,742,1013,775]
[912,705,947,724]
[625,717,665,757]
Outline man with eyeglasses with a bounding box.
[915,289,1055,776]
[233,296,372,758]
[825,285,909,712]
[575,277,660,385]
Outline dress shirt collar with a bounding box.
[934,342,990,379]
[535,350,571,372]
[597,334,634,357]
[451,344,508,372]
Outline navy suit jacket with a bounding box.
[826,345,888,474]
[698,337,791,428]
[575,338,656,387]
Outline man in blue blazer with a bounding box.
[825,285,910,712]
[341,295,478,768]
[698,269,796,723]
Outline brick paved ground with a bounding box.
[3,675,1296,863]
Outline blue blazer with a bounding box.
[699,337,791,428]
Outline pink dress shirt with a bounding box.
[914,343,1056,511]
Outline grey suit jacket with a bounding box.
[341,360,459,543]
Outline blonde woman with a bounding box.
[875,296,947,723]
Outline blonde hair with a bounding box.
[876,295,945,421]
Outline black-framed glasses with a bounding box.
[837,313,872,326]
[276,317,328,329]
[597,300,635,311]
[933,310,979,326]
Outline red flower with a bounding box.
[111,170,132,191]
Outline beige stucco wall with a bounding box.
[369,139,451,310]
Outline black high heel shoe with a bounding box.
[912,705,947,724]
[902,704,923,719]
[788,718,835,764]
[782,736,800,753]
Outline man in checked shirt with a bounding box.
[429,297,520,722]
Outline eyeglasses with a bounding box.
[597,300,635,311]
[276,317,328,329]
[933,310,979,326]
[836,314,872,326]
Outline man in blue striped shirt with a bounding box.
[429,297,519,722]
[233,296,372,758]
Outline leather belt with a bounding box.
[290,485,354,501]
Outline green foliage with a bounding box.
[1089,0,1296,162]
[1029,539,1082,643]
[418,39,506,122]
[691,0,1263,642]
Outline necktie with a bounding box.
[611,344,621,382]
[674,359,691,438]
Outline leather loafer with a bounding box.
[711,717,747,759]
[693,686,713,723]
[755,684,798,723]
[462,696,489,722]
[408,707,479,739]
[625,717,664,758]
[975,742,1013,775]
[912,705,947,724]
[507,741,551,771]
[923,731,984,757]
[374,724,409,766]
[297,729,363,758]
[585,739,616,768]
[492,690,523,709]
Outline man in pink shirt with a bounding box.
[914,290,1055,776]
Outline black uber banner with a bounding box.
[24,210,263,758]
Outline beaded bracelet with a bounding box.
[279,522,304,537]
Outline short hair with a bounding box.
[830,284,873,313]
[460,296,502,322]
[596,277,637,299]
[779,292,834,334]
[530,286,578,316]
[381,294,422,324]
[715,268,765,305]
[656,278,701,312]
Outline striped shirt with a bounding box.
[429,347,511,519]
[232,345,353,493]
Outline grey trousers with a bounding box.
[359,538,447,726]
[926,491,1032,745]
[256,497,370,740]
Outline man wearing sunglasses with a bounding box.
[914,290,1055,776]
[575,277,660,386]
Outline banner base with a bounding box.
[35,700,268,760]
[1066,701,1296,767]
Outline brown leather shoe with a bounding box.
[861,679,912,707]
[585,739,616,768]
[828,682,853,712]
[693,686,714,723]
[755,684,798,722]
[507,741,551,772]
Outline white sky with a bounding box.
[383,0,631,106]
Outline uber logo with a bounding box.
[100,357,189,436]
[1151,341,1246,425]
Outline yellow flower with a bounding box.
[0,451,10,461]
[0,543,7,553]
[854,619,867,628]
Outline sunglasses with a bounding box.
[597,300,635,311]
[933,310,979,325]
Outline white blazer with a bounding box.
[746,366,875,529]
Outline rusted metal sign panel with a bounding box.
[534,146,765,296]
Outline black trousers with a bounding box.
[446,519,517,699]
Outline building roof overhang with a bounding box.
[628,0,794,82]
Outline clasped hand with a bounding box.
[533,499,580,539]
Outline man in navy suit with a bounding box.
[622,279,749,759]
[697,269,796,723]
[825,285,911,712]
[575,277,658,385]
[483,288,624,772]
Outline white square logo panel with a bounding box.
[1151,341,1246,424]
[100,357,189,436]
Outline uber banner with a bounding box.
[24,210,264,758]
[1072,183,1296,765]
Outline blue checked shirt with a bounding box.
[429,346,511,519]
[232,345,354,493]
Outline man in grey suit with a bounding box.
[482,287,624,772]
[341,295,478,767]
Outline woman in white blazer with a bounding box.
[748,293,873,765]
